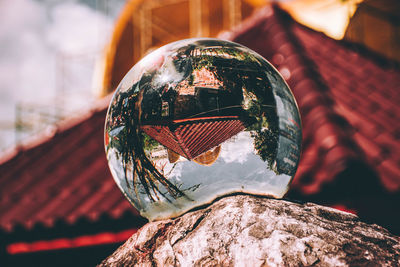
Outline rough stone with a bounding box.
[99,194,400,266]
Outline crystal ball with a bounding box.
[105,38,302,221]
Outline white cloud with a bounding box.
[47,2,112,53]
[220,131,255,163]
[0,0,116,150]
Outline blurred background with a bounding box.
[0,0,126,152]
[0,0,399,266]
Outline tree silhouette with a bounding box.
[106,73,189,203]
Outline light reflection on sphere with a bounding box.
[104,38,302,221]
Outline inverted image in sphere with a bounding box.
[105,38,302,220]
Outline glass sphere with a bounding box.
[105,38,302,221]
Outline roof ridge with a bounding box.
[218,6,276,41]
[270,6,361,144]
[270,6,334,95]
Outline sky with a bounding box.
[0,0,125,152]
[0,0,360,153]
[280,0,362,39]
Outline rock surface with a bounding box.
[99,195,400,266]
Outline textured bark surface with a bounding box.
[99,195,400,266]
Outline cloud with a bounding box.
[0,0,115,149]
[47,2,112,53]
[220,131,255,163]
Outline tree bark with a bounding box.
[99,194,400,266]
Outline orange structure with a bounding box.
[99,0,260,96]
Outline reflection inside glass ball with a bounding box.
[105,38,302,220]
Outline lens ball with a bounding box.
[105,38,302,220]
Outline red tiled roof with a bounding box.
[0,98,140,234]
[229,6,400,189]
[141,117,245,160]
[229,6,400,232]
[0,5,399,243]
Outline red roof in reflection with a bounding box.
[0,5,399,252]
[141,116,245,160]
